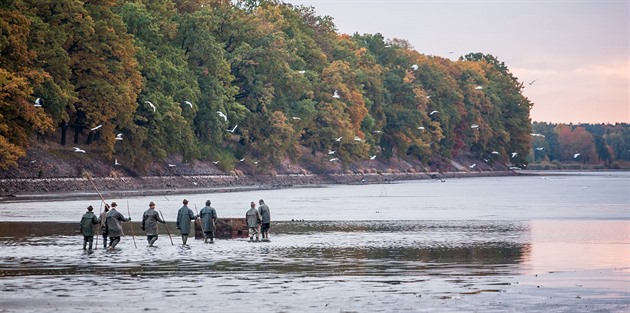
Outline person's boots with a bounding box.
[182,235,188,245]
[149,236,157,247]
[88,240,93,250]
[83,240,87,250]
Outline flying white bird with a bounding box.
[429,110,439,116]
[484,158,490,163]
[145,101,156,112]
[328,150,336,155]
[475,86,483,90]
[217,111,228,122]
[239,158,245,162]
[425,95,432,99]
[227,124,238,133]
[373,130,383,133]
[417,126,425,130]
[73,147,86,153]
[535,147,544,151]
[511,152,518,158]
[253,161,259,165]
[329,157,339,162]
[298,70,306,74]
[411,64,418,71]
[91,124,102,131]
[469,163,476,168]
[292,116,301,120]
[34,98,42,107]
[184,101,193,109]
[335,137,342,142]
[212,161,220,164]
[168,164,176,167]
[114,159,120,166]
[471,124,479,129]
[531,133,545,137]
[528,79,537,85]
[370,155,376,160]
[353,136,362,141]
[491,151,500,155]
[573,153,581,158]
[115,133,123,141]
[333,90,340,99]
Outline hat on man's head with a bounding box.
[149,201,155,206]
[87,205,94,211]
[111,202,117,207]
[183,199,189,205]
[205,200,211,205]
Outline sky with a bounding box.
[284,0,629,124]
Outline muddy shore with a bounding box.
[0,170,519,201]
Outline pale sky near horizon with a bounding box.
[284,0,629,124]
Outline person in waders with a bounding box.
[106,202,131,250]
[142,201,165,247]
[176,199,196,245]
[245,201,262,242]
[258,199,271,242]
[199,200,218,243]
[99,204,110,248]
[80,205,100,251]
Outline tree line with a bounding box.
[530,122,630,168]
[0,0,533,173]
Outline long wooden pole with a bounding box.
[88,177,108,207]
[127,200,137,248]
[159,209,174,245]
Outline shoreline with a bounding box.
[0,170,524,202]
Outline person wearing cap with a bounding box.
[99,203,110,249]
[176,199,196,245]
[258,199,271,242]
[79,205,100,251]
[106,202,131,250]
[245,201,262,242]
[199,200,218,243]
[142,201,165,247]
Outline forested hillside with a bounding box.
[0,0,533,175]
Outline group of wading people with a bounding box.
[79,199,271,250]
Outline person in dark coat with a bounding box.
[258,199,271,241]
[106,202,131,250]
[99,204,110,249]
[176,199,196,245]
[142,201,165,247]
[199,200,218,243]
[245,201,262,242]
[80,205,100,250]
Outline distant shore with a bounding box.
[0,170,524,202]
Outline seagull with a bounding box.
[417,126,425,130]
[114,159,120,166]
[329,157,339,162]
[168,164,176,167]
[573,153,581,158]
[115,133,123,141]
[429,110,439,116]
[184,101,193,109]
[227,124,238,133]
[469,163,476,168]
[328,150,335,155]
[531,133,545,137]
[471,124,479,129]
[254,160,259,165]
[528,79,537,85]
[491,151,500,155]
[239,158,245,162]
[370,155,376,160]
[292,116,301,120]
[373,130,383,133]
[474,86,483,90]
[535,147,544,151]
[411,64,418,71]
[333,90,340,98]
[425,95,432,99]
[212,161,220,164]
[353,136,362,141]
[73,147,86,153]
[484,158,490,163]
[335,136,342,142]
[34,98,42,107]
[298,70,306,74]
[145,101,156,112]
[91,124,102,131]
[217,111,228,122]
[511,152,518,158]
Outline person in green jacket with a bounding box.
[80,205,100,250]
[142,201,165,247]
[199,200,218,243]
[176,199,196,245]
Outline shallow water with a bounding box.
[0,171,628,312]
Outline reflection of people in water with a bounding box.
[142,201,165,247]
[258,199,271,241]
[199,200,218,243]
[245,201,261,242]
[176,199,196,245]
[79,205,99,251]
